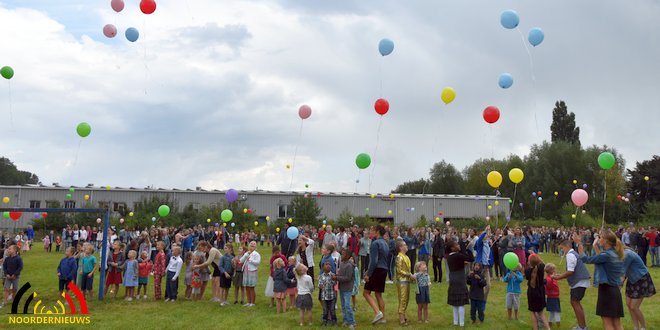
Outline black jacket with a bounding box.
[432,236,445,257]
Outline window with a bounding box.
[98,201,109,210]
[64,201,76,209]
[113,202,126,212]
[29,200,41,208]
[278,204,289,218]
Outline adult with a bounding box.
[359,229,371,276]
[644,227,658,267]
[194,241,223,303]
[336,226,348,253]
[431,228,444,283]
[322,225,336,248]
[277,223,298,258]
[621,227,631,247]
[363,225,389,324]
[509,226,526,267]
[446,237,474,327]
[347,229,360,268]
[402,228,418,273]
[72,225,80,249]
[622,247,656,330]
[574,231,625,330]
[240,241,261,307]
[296,235,315,283]
[553,239,591,330]
[474,225,493,299]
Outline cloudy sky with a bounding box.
[0,0,658,193]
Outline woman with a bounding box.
[194,241,223,302]
[240,241,261,307]
[574,230,625,330]
[403,228,418,273]
[509,226,527,267]
[446,237,474,327]
[623,247,656,330]
[296,235,315,284]
[431,228,444,283]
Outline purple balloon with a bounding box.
[582,183,588,189]
[532,192,537,197]
[519,202,524,207]
[626,193,631,197]
[215,223,219,227]
[506,216,511,221]
[33,213,40,219]
[225,189,239,203]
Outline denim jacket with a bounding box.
[580,247,624,287]
[623,249,648,284]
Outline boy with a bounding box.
[319,261,337,326]
[503,264,524,320]
[57,247,78,295]
[80,244,98,300]
[2,245,23,308]
[334,249,356,329]
[165,246,183,302]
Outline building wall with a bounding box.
[0,185,511,229]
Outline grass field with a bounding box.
[1,246,658,330]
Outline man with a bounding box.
[1,245,23,309]
[277,223,298,258]
[644,227,658,267]
[621,227,631,247]
[363,225,389,325]
[336,227,348,253]
[474,225,493,300]
[553,239,590,330]
[322,225,336,248]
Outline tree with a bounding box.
[290,195,322,226]
[393,179,427,194]
[428,161,464,194]
[0,157,39,185]
[627,155,660,203]
[550,101,580,146]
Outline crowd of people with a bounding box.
[0,222,658,329]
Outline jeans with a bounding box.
[165,271,179,300]
[652,246,660,266]
[340,291,355,325]
[470,299,486,322]
[322,298,337,324]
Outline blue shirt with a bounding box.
[319,255,336,274]
[623,249,648,284]
[219,253,234,275]
[475,232,492,266]
[81,255,97,274]
[580,247,624,287]
[367,237,389,277]
[57,257,78,281]
[2,255,23,276]
[503,270,523,294]
[183,236,193,249]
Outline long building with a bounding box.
[0,184,510,229]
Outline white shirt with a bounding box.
[73,230,79,240]
[96,232,103,241]
[240,251,261,272]
[167,255,183,280]
[80,229,88,241]
[566,249,590,289]
[296,238,315,268]
[296,274,314,295]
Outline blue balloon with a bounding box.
[378,38,394,56]
[498,73,513,89]
[500,10,519,29]
[231,222,235,227]
[528,27,544,47]
[538,197,543,201]
[287,226,299,240]
[125,27,139,42]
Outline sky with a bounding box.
[0,0,658,194]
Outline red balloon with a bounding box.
[617,195,622,200]
[483,106,500,124]
[140,0,157,14]
[111,0,124,13]
[41,212,48,218]
[298,105,312,120]
[103,24,117,38]
[9,212,22,221]
[537,191,542,196]
[374,98,389,115]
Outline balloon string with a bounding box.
[289,120,304,189]
[368,116,383,193]
[516,27,539,138]
[379,58,383,98]
[185,0,195,22]
[601,176,607,229]
[143,18,149,96]
[354,168,360,193]
[573,206,579,228]
[509,184,518,219]
[7,81,14,131]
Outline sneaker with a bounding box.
[248,303,255,307]
[371,311,384,324]
[170,299,176,302]
[0,304,4,309]
[126,297,133,302]
[385,280,393,284]
[136,296,140,300]
[143,295,147,299]
[211,297,220,302]
[348,325,355,330]
[243,303,251,307]
[378,319,387,324]
[165,298,170,302]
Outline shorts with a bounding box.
[219,275,232,289]
[81,273,94,291]
[548,311,561,322]
[296,293,313,310]
[506,292,520,310]
[138,277,149,285]
[4,276,20,289]
[570,287,587,301]
[546,297,560,312]
[286,287,298,296]
[364,268,387,293]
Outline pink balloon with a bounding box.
[103,24,117,38]
[111,0,124,12]
[298,105,312,120]
[571,189,589,207]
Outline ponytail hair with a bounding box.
[601,230,624,260]
[528,254,542,289]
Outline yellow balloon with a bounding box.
[389,194,394,199]
[571,214,576,219]
[370,194,375,199]
[243,208,248,214]
[435,217,440,222]
[488,205,492,210]
[644,176,650,181]
[207,219,211,223]
[254,221,258,226]
[572,180,577,185]
[494,201,500,206]
[223,223,227,227]
[487,171,503,189]
[129,212,134,217]
[322,224,326,229]
[2,197,9,204]
[288,218,293,223]
[106,185,111,190]
[276,227,280,232]
[554,191,558,196]
[84,194,90,201]
[441,87,456,105]
[266,216,270,221]
[508,168,524,184]
[387,210,393,215]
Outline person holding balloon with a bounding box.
[503,262,524,320]
[194,241,224,303]
[508,227,527,267]
[552,239,591,330]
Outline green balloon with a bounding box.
[503,252,519,270]
[221,209,233,222]
[77,122,91,138]
[598,152,615,170]
[158,205,170,217]
[355,153,371,170]
[69,187,75,193]
[1,66,14,80]
[66,193,72,199]
[2,211,9,219]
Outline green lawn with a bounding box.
[1,246,659,329]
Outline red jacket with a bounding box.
[545,275,560,298]
[348,235,360,256]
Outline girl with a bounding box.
[503,264,524,320]
[218,243,234,306]
[295,264,314,326]
[137,251,152,299]
[55,236,62,253]
[184,251,194,300]
[623,247,656,330]
[414,261,430,323]
[153,241,166,300]
[467,263,487,324]
[104,241,125,298]
[232,246,246,304]
[191,254,203,300]
[43,234,50,252]
[193,241,222,302]
[266,246,287,307]
[123,250,138,301]
[351,256,360,312]
[286,256,298,311]
[446,238,473,327]
[272,258,293,313]
[544,263,561,328]
[526,254,551,330]
[240,241,261,307]
[395,240,416,325]
[57,247,77,295]
[510,226,527,267]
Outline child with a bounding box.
[80,243,98,300]
[544,263,560,328]
[351,256,360,312]
[55,236,62,253]
[165,246,183,302]
[105,241,125,299]
[318,261,337,326]
[318,245,336,302]
[467,263,487,324]
[414,261,431,323]
[295,264,314,326]
[267,246,287,307]
[526,254,551,330]
[232,246,245,304]
[191,254,203,300]
[395,240,416,326]
[335,249,356,329]
[43,235,51,252]
[285,256,298,311]
[153,241,166,300]
[272,258,293,313]
[503,264,524,320]
[57,247,77,295]
[446,239,474,327]
[2,245,23,308]
[137,251,152,299]
[184,251,194,300]
[219,244,234,306]
[123,250,138,301]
